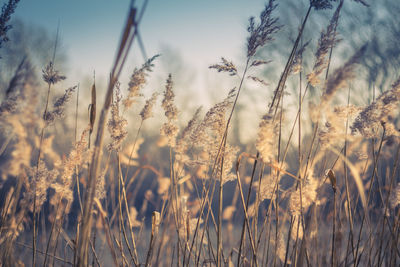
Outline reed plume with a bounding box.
[140,92,159,121]
[160,74,179,147]
[352,76,400,138]
[123,54,159,109]
[107,83,128,151]
[43,86,77,125]
[0,0,19,51]
[307,0,342,86]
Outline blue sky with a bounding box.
[12,0,268,82]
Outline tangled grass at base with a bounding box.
[1,0,400,266]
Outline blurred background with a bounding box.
[1,0,399,144]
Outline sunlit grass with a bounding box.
[1,0,400,266]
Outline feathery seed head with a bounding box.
[140,92,159,120]
[256,112,279,163]
[0,0,20,49]
[390,183,400,209]
[247,0,282,58]
[260,173,278,200]
[307,2,342,86]
[44,86,77,125]
[247,76,269,87]
[160,74,179,147]
[175,107,202,156]
[2,116,32,178]
[352,0,369,6]
[160,123,179,147]
[0,94,19,116]
[216,144,239,184]
[291,215,304,240]
[24,160,59,212]
[352,76,400,138]
[123,54,159,109]
[310,0,337,10]
[161,74,178,121]
[209,57,237,76]
[96,169,106,201]
[319,105,361,148]
[42,61,66,85]
[108,83,128,151]
[289,170,319,216]
[290,41,310,75]
[187,90,236,182]
[250,59,272,68]
[58,126,91,192]
[322,44,366,104]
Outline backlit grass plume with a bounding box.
[0,0,20,51]
[307,0,343,86]
[107,83,128,151]
[160,74,179,147]
[42,62,66,85]
[123,54,159,109]
[246,0,282,58]
[1,1,400,267]
[43,86,77,125]
[352,76,400,138]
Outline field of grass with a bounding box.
[0,0,400,266]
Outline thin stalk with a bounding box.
[298,38,303,168]
[235,158,258,267]
[270,5,312,116]
[343,86,355,264]
[189,176,218,266]
[273,198,278,267]
[255,7,314,262]
[196,179,219,266]
[33,81,52,266]
[145,212,160,266]
[168,146,186,262]
[217,136,226,267]
[191,53,251,267]
[117,153,139,265]
[265,216,273,265]
[192,179,217,265]
[284,215,294,267]
[89,236,101,267]
[377,144,400,266]
[122,119,144,183]
[117,182,126,264]
[51,210,67,267]
[16,242,73,265]
[210,58,251,250]
[43,200,65,267]
[75,83,80,143]
[292,216,301,266]
[76,6,137,266]
[274,79,285,267]
[237,151,260,266]
[253,161,266,257]
[331,189,336,267]
[354,129,386,267]
[74,84,84,213]
[199,54,253,267]
[206,60,253,265]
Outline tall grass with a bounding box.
[0,0,400,266]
